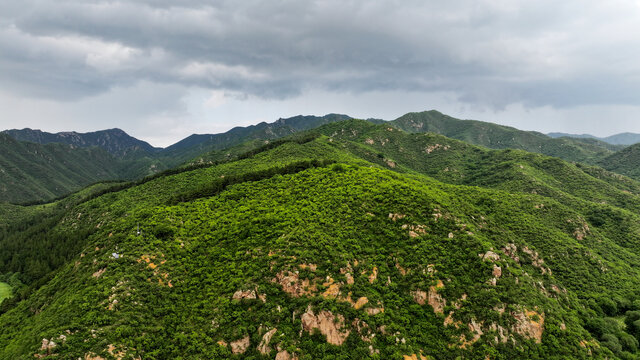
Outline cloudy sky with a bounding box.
[2,1,640,146]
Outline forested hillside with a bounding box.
[599,143,640,181]
[2,128,159,156]
[4,120,640,359]
[391,111,619,163]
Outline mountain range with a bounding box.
[5,110,640,204]
[3,114,640,358]
[548,132,640,146]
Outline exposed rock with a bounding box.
[396,263,408,276]
[274,271,316,297]
[489,323,509,343]
[444,311,459,327]
[366,307,384,316]
[322,277,341,299]
[83,354,106,360]
[403,354,428,360]
[502,243,519,263]
[570,219,591,240]
[412,290,427,305]
[354,297,369,310]
[301,307,350,346]
[389,213,406,221]
[41,338,57,354]
[258,328,277,355]
[492,265,502,278]
[521,246,551,275]
[386,160,397,168]
[428,280,446,314]
[480,250,500,262]
[232,289,257,300]
[407,224,428,238]
[512,309,545,343]
[92,268,106,278]
[299,263,317,271]
[368,266,378,283]
[425,143,450,154]
[365,138,375,145]
[230,336,250,354]
[413,280,446,314]
[345,272,354,284]
[461,318,484,348]
[275,350,298,360]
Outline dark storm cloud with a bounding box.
[2,0,640,107]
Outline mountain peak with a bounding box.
[1,128,158,156]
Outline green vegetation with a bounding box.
[0,282,10,304]
[6,116,640,358]
[391,110,619,164]
[599,143,640,181]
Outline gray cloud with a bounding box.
[2,0,640,144]
[4,0,639,107]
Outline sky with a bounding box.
[2,1,640,147]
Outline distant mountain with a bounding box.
[159,114,352,165]
[547,132,598,139]
[390,110,618,163]
[549,131,640,146]
[2,128,160,157]
[0,133,121,203]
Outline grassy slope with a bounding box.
[0,135,631,359]
[0,283,10,304]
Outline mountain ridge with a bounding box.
[2,128,160,157]
[549,131,640,146]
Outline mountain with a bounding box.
[2,128,160,157]
[0,133,167,204]
[549,132,640,146]
[160,114,352,165]
[4,121,640,358]
[391,110,620,163]
[0,133,122,204]
[598,143,640,180]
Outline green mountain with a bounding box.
[391,111,620,163]
[159,114,352,166]
[0,133,167,204]
[598,143,640,180]
[2,128,160,157]
[4,120,640,358]
[0,133,123,204]
[550,132,640,146]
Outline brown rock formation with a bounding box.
[258,328,277,355]
[230,336,250,354]
[512,309,545,343]
[301,307,350,346]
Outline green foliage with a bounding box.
[0,282,10,305]
[5,117,640,358]
[391,110,617,164]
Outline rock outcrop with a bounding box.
[301,307,350,346]
[230,336,250,354]
[258,328,277,354]
[512,309,545,343]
